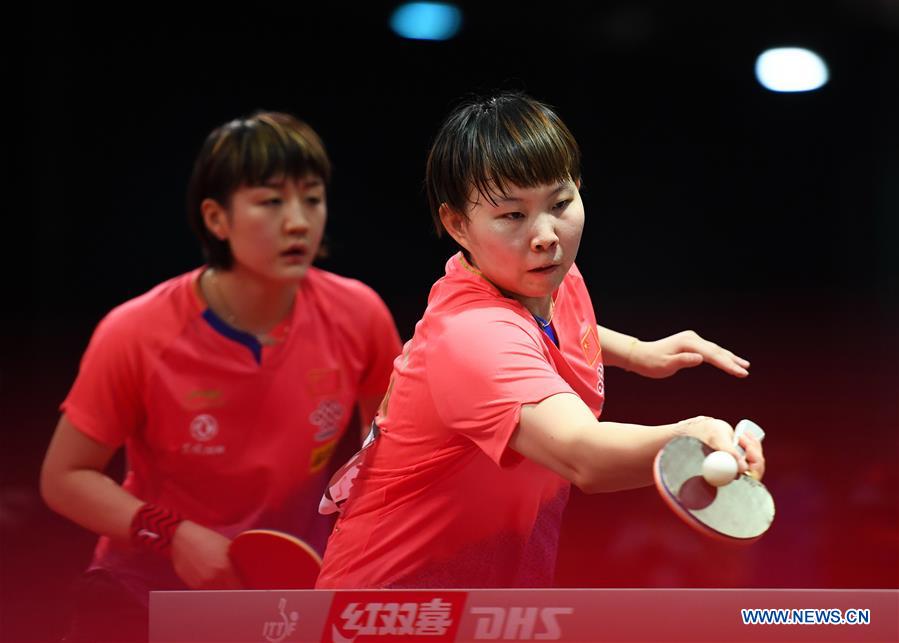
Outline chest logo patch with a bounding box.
[190,414,219,442]
[306,368,341,396]
[184,388,223,410]
[310,400,345,442]
[309,440,338,474]
[580,324,602,366]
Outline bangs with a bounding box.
[187,110,332,269]
[426,92,580,230]
[209,113,331,193]
[466,103,580,206]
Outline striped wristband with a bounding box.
[130,503,184,555]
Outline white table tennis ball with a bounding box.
[702,450,738,487]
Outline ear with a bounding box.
[439,203,470,251]
[201,198,230,241]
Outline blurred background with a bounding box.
[4,0,897,639]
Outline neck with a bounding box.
[520,294,554,321]
[203,267,298,336]
[459,254,554,319]
[497,287,553,320]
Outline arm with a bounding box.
[40,415,142,538]
[598,326,750,379]
[511,393,765,493]
[40,415,240,589]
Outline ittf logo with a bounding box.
[262,598,299,643]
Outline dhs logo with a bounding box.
[470,606,574,640]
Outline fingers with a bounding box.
[738,433,766,481]
[704,348,750,377]
[652,352,702,378]
[678,416,752,472]
[680,416,735,453]
[171,522,242,589]
[677,416,765,483]
[675,352,704,368]
[678,331,750,378]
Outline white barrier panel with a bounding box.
[150,588,897,642]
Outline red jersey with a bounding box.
[316,253,604,589]
[62,267,400,595]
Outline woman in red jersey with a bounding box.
[40,112,401,640]
[316,92,765,590]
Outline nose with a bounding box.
[530,213,559,253]
[283,198,310,234]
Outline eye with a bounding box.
[499,212,525,221]
[305,196,324,206]
[262,197,283,206]
[552,199,571,212]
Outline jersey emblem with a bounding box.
[184,388,224,410]
[309,440,338,474]
[310,400,345,442]
[580,324,602,366]
[181,414,226,456]
[190,414,219,442]
[306,368,341,396]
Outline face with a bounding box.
[443,179,584,304]
[203,175,326,282]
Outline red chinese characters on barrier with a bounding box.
[322,592,467,642]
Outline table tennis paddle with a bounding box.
[653,419,775,542]
[228,529,322,589]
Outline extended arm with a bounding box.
[598,326,750,379]
[511,393,764,493]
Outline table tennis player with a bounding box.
[315,91,765,589]
[40,111,401,640]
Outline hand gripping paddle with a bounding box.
[653,419,774,542]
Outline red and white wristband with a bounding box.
[130,503,184,555]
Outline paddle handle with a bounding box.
[733,418,765,457]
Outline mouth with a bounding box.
[529,263,560,274]
[280,245,309,263]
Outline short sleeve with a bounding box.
[426,308,575,467]
[61,309,146,447]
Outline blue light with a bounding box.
[390,2,461,41]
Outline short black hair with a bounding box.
[186,111,331,268]
[425,91,581,236]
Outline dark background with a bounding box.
[4,1,898,640]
